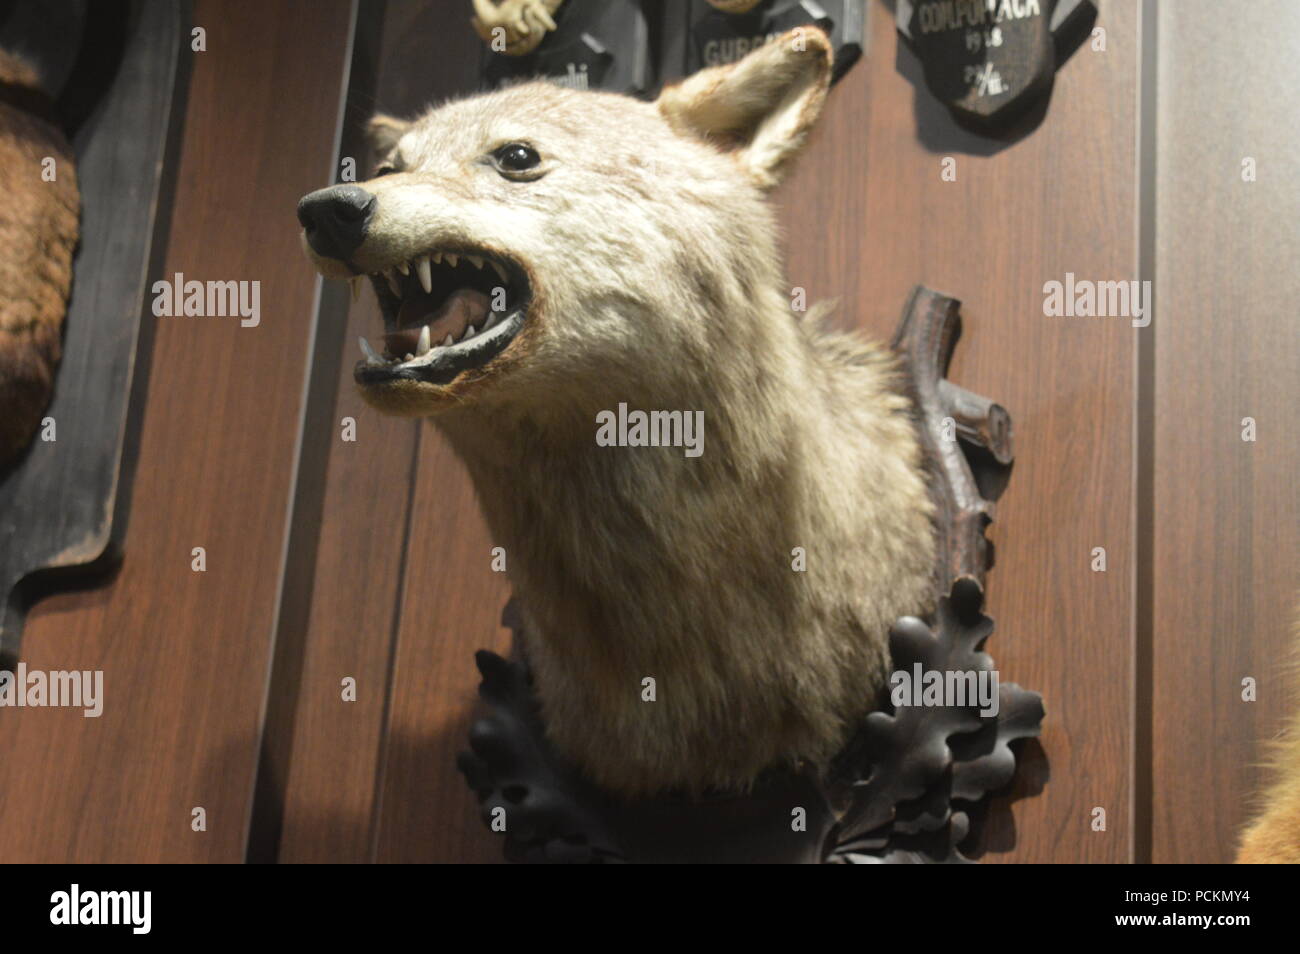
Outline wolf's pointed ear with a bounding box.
[656,27,832,190]
[367,113,412,155]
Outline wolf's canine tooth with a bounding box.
[416,255,432,293]
[417,325,431,355]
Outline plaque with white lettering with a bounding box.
[683,0,866,84]
[481,0,650,95]
[896,0,1095,130]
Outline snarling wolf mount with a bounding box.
[297,26,1044,858]
[460,287,1044,863]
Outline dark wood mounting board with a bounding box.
[457,285,1044,862]
[0,0,187,667]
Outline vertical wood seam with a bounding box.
[244,0,361,863]
[367,421,424,863]
[1133,0,1160,866]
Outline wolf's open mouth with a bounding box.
[353,248,529,386]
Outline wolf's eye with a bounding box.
[491,142,541,176]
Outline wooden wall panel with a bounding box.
[780,0,1140,861]
[18,0,1286,865]
[272,271,419,864]
[0,0,353,862]
[275,0,493,863]
[373,432,512,864]
[1150,0,1300,863]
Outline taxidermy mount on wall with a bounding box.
[297,27,937,797]
[0,48,79,471]
[1237,618,1300,863]
[470,0,562,56]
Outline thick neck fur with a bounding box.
[435,263,936,795]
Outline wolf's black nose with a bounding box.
[297,184,376,261]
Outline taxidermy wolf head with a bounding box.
[298,28,935,796]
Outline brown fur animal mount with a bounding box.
[298,28,935,796]
[0,49,79,471]
[1237,614,1300,863]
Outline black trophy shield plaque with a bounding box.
[682,0,866,84]
[896,0,1096,131]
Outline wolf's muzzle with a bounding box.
[297,184,376,262]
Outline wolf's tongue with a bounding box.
[388,288,490,355]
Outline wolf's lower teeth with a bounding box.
[357,247,523,371]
